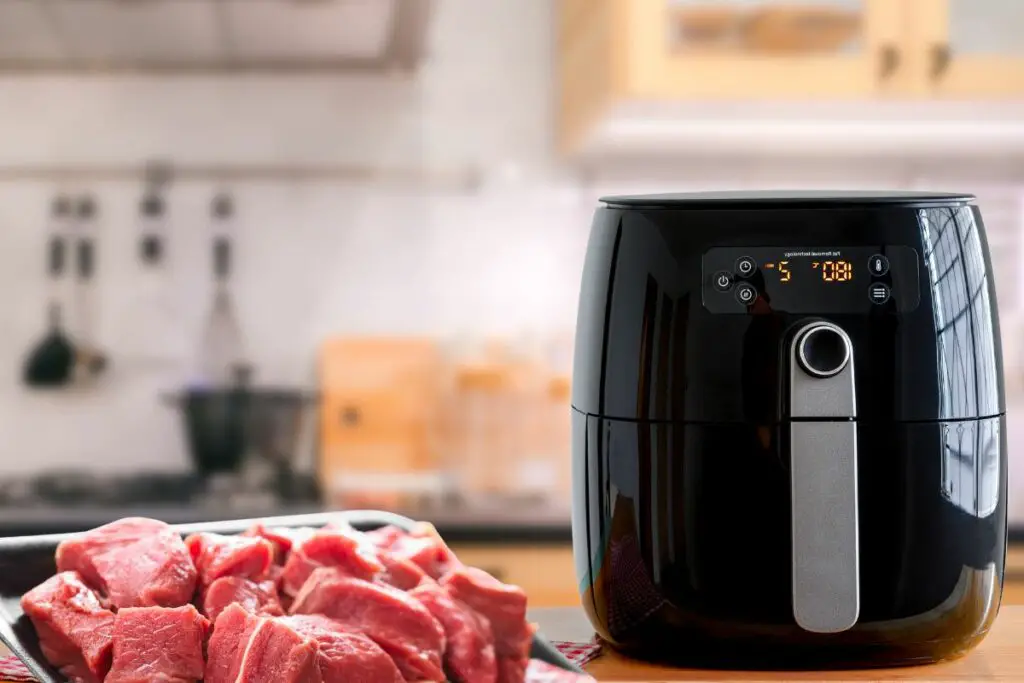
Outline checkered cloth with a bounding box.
[0,638,604,681]
[550,635,603,668]
[0,655,33,682]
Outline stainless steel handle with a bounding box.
[789,322,860,634]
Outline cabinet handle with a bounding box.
[931,44,952,80]
[879,44,899,80]
[341,407,361,426]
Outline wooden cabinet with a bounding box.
[1004,546,1024,605]
[637,1,903,99]
[449,544,581,608]
[559,0,1024,153]
[907,0,1024,97]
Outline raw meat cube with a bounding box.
[243,524,311,563]
[20,572,115,683]
[442,567,534,658]
[498,656,528,683]
[371,523,461,580]
[524,659,597,682]
[206,604,320,683]
[105,605,209,683]
[290,569,446,682]
[377,551,430,591]
[185,532,275,586]
[282,615,404,683]
[363,525,405,549]
[410,580,497,683]
[55,517,197,608]
[202,576,284,622]
[280,527,383,597]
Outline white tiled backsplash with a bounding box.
[0,0,1021,528]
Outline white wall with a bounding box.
[0,0,1022,530]
[0,0,591,474]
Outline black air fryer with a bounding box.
[571,191,1006,668]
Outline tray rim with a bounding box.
[0,509,585,682]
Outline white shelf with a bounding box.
[572,101,1024,164]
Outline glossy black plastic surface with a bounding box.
[571,193,1007,666]
[0,511,584,683]
[571,413,1006,667]
[572,198,1004,423]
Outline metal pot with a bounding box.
[164,387,318,477]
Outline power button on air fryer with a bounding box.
[713,271,733,291]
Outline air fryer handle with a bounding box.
[788,322,860,634]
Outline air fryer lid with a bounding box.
[570,191,1002,423]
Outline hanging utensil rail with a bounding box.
[0,163,482,190]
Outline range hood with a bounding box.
[0,0,434,74]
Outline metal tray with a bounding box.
[0,510,585,682]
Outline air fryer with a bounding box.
[571,191,1006,668]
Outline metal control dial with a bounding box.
[797,324,852,378]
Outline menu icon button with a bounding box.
[869,283,891,305]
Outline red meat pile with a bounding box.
[20,517,594,683]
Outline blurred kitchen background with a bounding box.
[0,0,1023,606]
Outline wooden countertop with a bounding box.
[530,606,1024,681]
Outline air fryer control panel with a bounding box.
[702,246,921,314]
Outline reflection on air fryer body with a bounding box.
[570,192,1006,668]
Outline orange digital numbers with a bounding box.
[820,260,853,282]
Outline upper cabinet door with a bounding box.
[908,0,1024,96]
[626,0,907,98]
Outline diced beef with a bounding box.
[524,659,597,682]
[280,527,383,597]
[442,567,534,659]
[105,605,209,683]
[243,524,311,563]
[55,517,197,608]
[409,580,496,683]
[202,576,284,622]
[206,604,320,683]
[370,523,461,581]
[20,572,115,683]
[282,615,404,683]
[290,569,446,682]
[498,656,528,683]
[377,552,430,591]
[363,526,405,549]
[185,532,275,586]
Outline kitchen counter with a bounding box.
[531,607,1024,681]
[0,504,573,543]
[4,607,1022,681]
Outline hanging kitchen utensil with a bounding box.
[72,194,108,381]
[22,195,75,388]
[121,186,186,371]
[192,192,245,388]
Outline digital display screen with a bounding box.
[772,250,856,285]
[703,246,921,314]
